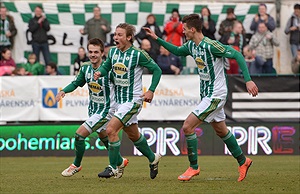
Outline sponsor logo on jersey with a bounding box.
[113,54,118,60]
[115,77,130,87]
[113,63,128,75]
[88,82,102,93]
[199,72,210,81]
[126,56,130,60]
[195,57,206,70]
[90,95,105,104]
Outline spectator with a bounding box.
[250,3,276,32]
[79,6,111,42]
[12,67,31,76]
[291,48,300,74]
[164,8,184,46]
[220,21,247,74]
[284,4,300,58]
[102,42,113,61]
[218,7,236,39]
[28,5,51,65]
[0,47,15,67]
[243,45,265,74]
[157,46,182,75]
[136,14,163,60]
[200,7,216,40]
[22,53,44,75]
[73,46,89,75]
[0,48,15,76]
[0,6,17,58]
[141,38,158,62]
[249,22,279,74]
[45,61,62,75]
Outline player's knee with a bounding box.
[182,123,193,134]
[75,133,86,141]
[106,127,117,137]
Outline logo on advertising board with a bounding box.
[42,88,62,108]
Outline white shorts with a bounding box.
[114,101,142,127]
[83,106,116,134]
[192,97,226,123]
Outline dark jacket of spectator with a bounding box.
[136,16,163,60]
[1,14,17,49]
[157,53,183,74]
[284,13,300,46]
[73,55,89,75]
[200,17,216,40]
[28,15,50,43]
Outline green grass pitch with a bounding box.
[0,156,299,194]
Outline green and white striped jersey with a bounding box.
[62,61,114,117]
[99,46,162,104]
[157,37,251,99]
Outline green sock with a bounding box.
[108,140,121,169]
[73,133,86,167]
[222,131,246,166]
[133,134,155,163]
[186,133,198,169]
[100,136,123,166]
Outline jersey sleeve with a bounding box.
[62,66,86,93]
[139,50,162,92]
[210,41,252,82]
[156,38,190,56]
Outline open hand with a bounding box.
[246,81,259,97]
[142,27,158,40]
[55,91,65,102]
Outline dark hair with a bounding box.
[259,3,267,9]
[35,5,43,11]
[46,62,57,71]
[78,46,86,51]
[1,47,10,55]
[171,8,181,21]
[227,7,235,14]
[172,8,179,14]
[87,38,104,52]
[182,14,202,32]
[116,23,136,44]
[94,6,100,11]
[294,4,300,10]
[201,7,211,16]
[147,14,156,21]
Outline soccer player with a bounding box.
[143,14,259,182]
[55,38,128,178]
[94,23,162,179]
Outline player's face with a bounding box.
[88,44,102,65]
[114,27,131,51]
[183,23,193,40]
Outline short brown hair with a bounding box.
[87,38,104,52]
[116,23,136,44]
[182,14,202,32]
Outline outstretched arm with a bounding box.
[143,27,190,56]
[56,67,86,102]
[213,44,259,97]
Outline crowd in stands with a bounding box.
[0,3,299,76]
